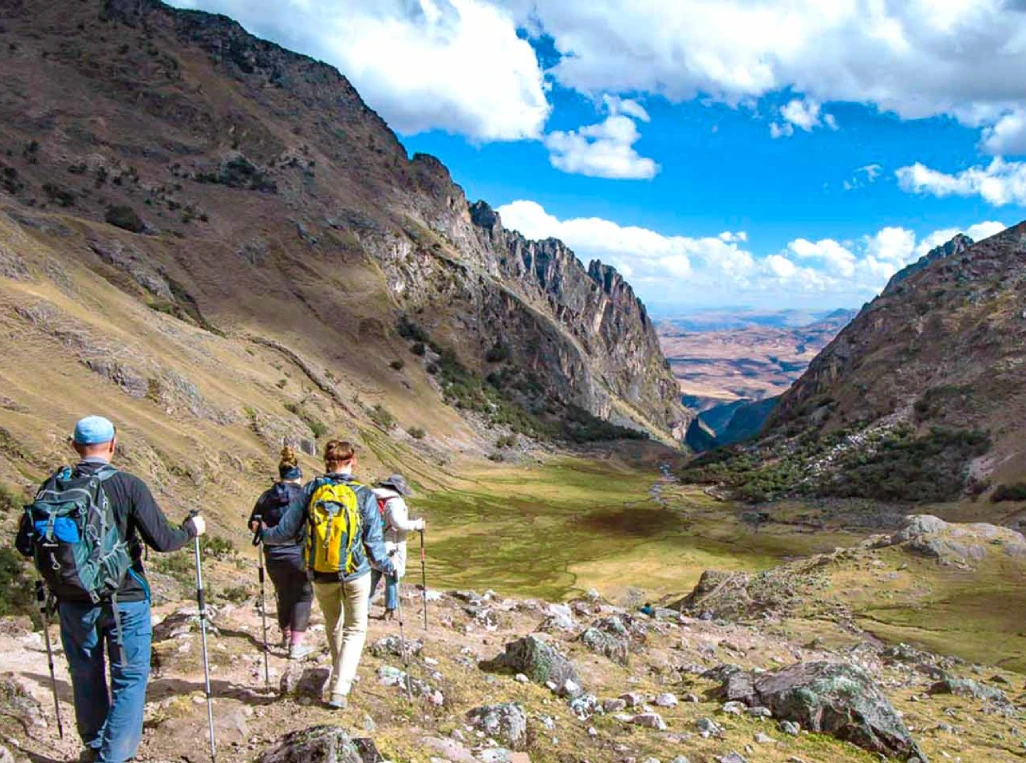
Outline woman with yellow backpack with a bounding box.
[260,440,395,710]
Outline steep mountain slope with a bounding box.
[0,0,686,515]
[684,226,1026,507]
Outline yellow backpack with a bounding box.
[306,478,363,575]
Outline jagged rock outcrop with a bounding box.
[883,233,974,295]
[0,0,688,443]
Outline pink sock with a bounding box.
[290,631,305,646]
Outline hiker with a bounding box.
[15,416,206,763]
[248,446,313,660]
[640,602,655,617]
[260,440,395,709]
[370,474,426,620]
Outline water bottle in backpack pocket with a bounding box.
[24,466,132,602]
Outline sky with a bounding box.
[166,0,1026,315]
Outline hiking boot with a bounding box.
[326,693,348,710]
[288,644,313,661]
[78,748,100,763]
[383,609,396,622]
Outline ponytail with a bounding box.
[278,445,302,481]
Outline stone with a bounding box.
[539,603,576,632]
[466,703,528,750]
[715,754,747,763]
[0,675,45,729]
[620,692,645,707]
[279,667,329,701]
[747,706,772,718]
[721,701,745,716]
[697,718,724,739]
[655,693,679,708]
[369,635,423,659]
[579,626,630,666]
[0,744,13,763]
[602,698,628,713]
[629,713,667,731]
[559,679,584,698]
[569,694,601,720]
[747,662,925,760]
[754,732,774,744]
[929,676,1011,706]
[484,635,580,688]
[670,758,691,763]
[779,721,801,736]
[256,725,368,763]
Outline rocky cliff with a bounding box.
[684,226,1026,506]
[0,0,687,455]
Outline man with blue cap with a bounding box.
[16,416,206,763]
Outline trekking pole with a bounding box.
[191,513,217,763]
[35,580,65,740]
[251,515,270,691]
[394,577,414,702]
[419,529,428,631]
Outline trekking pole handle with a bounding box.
[251,514,263,547]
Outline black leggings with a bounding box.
[265,552,313,633]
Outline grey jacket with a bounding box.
[262,473,395,582]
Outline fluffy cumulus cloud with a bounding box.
[496,199,1007,308]
[166,0,549,141]
[896,159,1026,206]
[771,98,838,138]
[544,105,659,179]
[507,0,1026,151]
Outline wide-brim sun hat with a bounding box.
[378,473,413,497]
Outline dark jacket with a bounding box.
[262,472,395,582]
[248,481,305,562]
[16,458,197,602]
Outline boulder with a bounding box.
[703,664,755,702]
[466,704,528,750]
[569,693,601,720]
[743,662,924,760]
[256,726,376,763]
[280,667,329,700]
[579,626,630,665]
[928,676,1010,706]
[538,603,576,632]
[369,635,423,659]
[483,635,580,688]
[0,674,45,729]
[630,713,668,731]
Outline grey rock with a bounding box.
[654,692,678,708]
[715,754,748,763]
[929,676,1010,706]
[0,676,44,728]
[747,706,772,718]
[779,720,801,736]
[748,662,925,760]
[619,692,645,708]
[256,725,369,763]
[721,701,745,716]
[484,635,580,688]
[0,743,13,763]
[670,758,690,763]
[602,698,628,713]
[754,731,774,744]
[280,667,329,700]
[539,603,576,632]
[629,713,667,731]
[466,703,528,750]
[369,635,423,659]
[696,718,723,739]
[569,694,601,720]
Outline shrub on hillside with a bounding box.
[990,482,1026,503]
[369,404,396,430]
[407,427,426,440]
[105,204,146,233]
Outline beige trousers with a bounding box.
[313,572,371,697]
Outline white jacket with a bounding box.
[372,487,424,578]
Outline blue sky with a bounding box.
[168,0,1026,314]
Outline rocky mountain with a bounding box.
[882,233,974,296]
[685,227,1026,507]
[0,0,687,507]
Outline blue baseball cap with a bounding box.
[73,416,116,445]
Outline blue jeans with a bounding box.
[58,598,152,763]
[369,569,398,611]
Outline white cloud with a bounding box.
[779,98,836,133]
[896,158,1026,206]
[769,122,794,139]
[544,115,659,179]
[844,163,883,191]
[602,95,651,122]
[495,199,1007,309]
[509,0,1026,151]
[166,0,549,141]
[981,110,1026,155]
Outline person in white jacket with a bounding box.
[370,474,425,620]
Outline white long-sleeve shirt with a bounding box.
[371,487,424,578]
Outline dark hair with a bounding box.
[278,446,302,480]
[324,440,356,470]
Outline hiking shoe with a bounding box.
[78,748,100,763]
[383,609,396,622]
[326,693,348,710]
[288,644,313,661]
